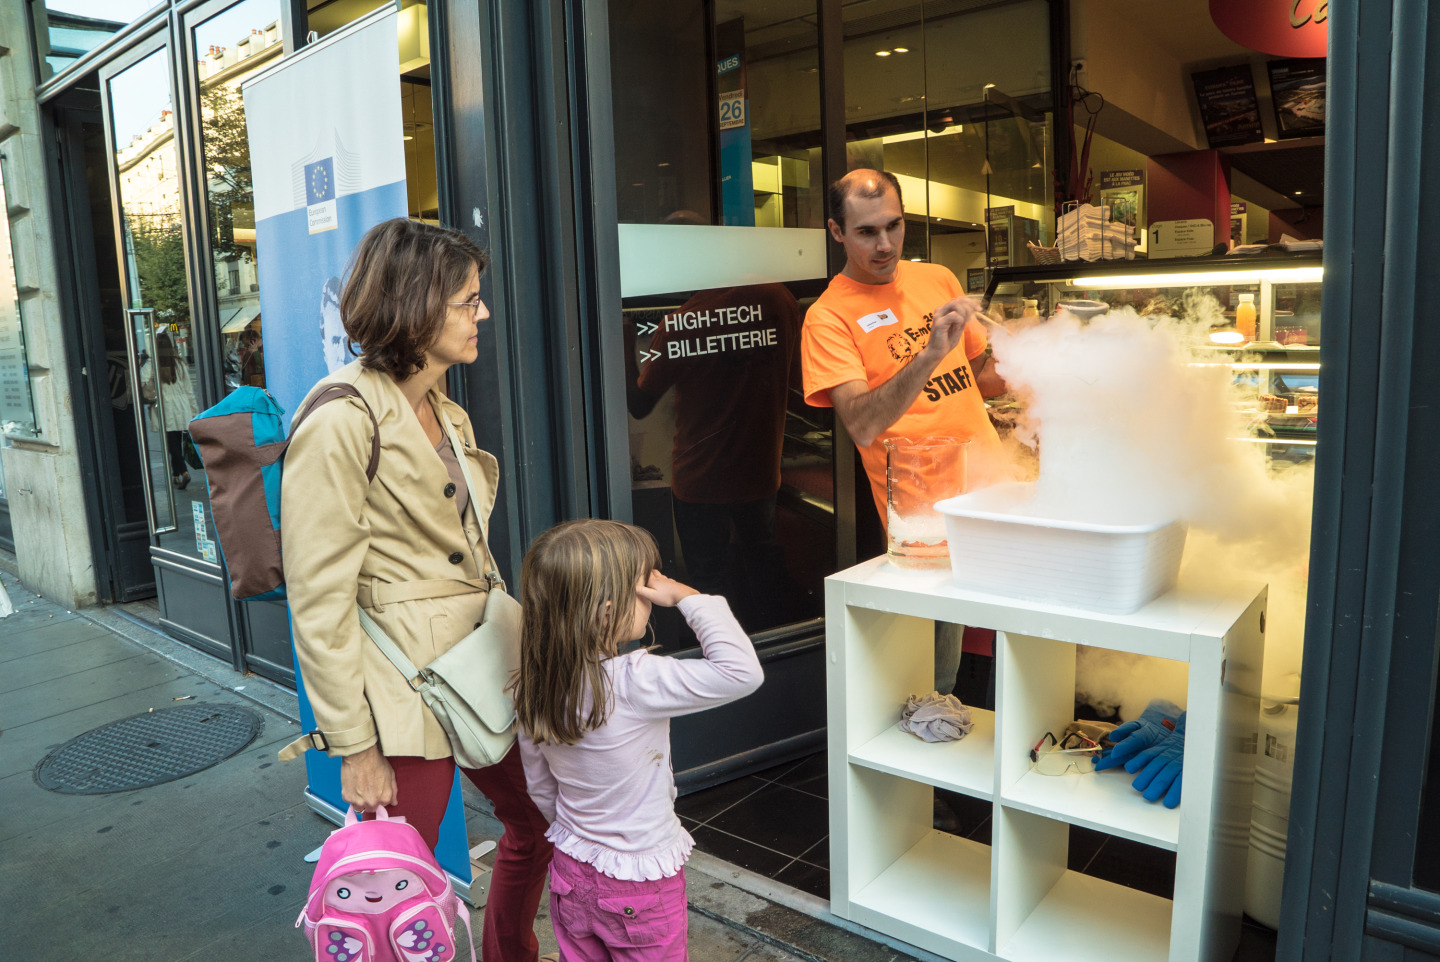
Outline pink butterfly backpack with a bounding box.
[297,807,475,962]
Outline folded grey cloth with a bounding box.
[899,691,974,742]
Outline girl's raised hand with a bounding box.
[637,570,699,607]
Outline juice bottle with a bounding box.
[1236,293,1257,342]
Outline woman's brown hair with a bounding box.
[512,520,661,746]
[340,218,489,380]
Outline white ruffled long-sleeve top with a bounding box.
[518,594,764,880]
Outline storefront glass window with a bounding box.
[0,161,40,439]
[611,0,832,648]
[844,0,1054,287]
[192,0,283,395]
[308,0,408,39]
[109,45,206,557]
[29,0,163,80]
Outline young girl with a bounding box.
[514,520,764,961]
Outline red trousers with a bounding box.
[387,746,553,962]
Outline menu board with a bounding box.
[1192,65,1265,148]
[0,167,36,437]
[1268,58,1326,139]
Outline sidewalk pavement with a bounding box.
[0,567,928,962]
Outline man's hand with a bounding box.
[341,744,398,812]
[922,296,982,363]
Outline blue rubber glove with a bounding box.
[1093,699,1182,773]
[1126,711,1185,808]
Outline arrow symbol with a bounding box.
[637,321,659,335]
[640,349,661,363]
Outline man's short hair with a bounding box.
[828,170,903,232]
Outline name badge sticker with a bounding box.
[856,309,899,333]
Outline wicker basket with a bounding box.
[1027,241,1062,265]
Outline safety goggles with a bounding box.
[1029,731,1102,776]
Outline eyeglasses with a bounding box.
[447,296,485,316]
[1029,731,1102,776]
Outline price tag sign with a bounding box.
[718,92,746,131]
[1149,219,1214,258]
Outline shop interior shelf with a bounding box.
[998,870,1172,962]
[1000,768,1180,850]
[849,829,993,959]
[849,710,996,800]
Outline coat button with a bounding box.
[624,907,634,916]
[448,552,464,565]
[473,622,482,630]
[444,482,456,498]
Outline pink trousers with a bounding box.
[547,849,688,962]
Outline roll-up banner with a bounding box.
[242,7,473,886]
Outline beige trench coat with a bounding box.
[279,359,500,761]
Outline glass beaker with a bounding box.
[885,436,969,568]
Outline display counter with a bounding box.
[984,254,1324,464]
[825,556,1266,962]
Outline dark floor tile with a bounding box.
[773,752,827,798]
[690,826,794,877]
[675,775,767,824]
[1234,921,1278,962]
[774,858,830,899]
[750,755,809,783]
[1067,825,1110,873]
[1082,835,1176,899]
[798,835,830,869]
[935,789,992,838]
[706,783,830,858]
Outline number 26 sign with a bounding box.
[718,92,746,131]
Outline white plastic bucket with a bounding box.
[934,482,1188,614]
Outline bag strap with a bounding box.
[356,606,428,691]
[456,900,477,962]
[437,409,505,592]
[290,383,381,481]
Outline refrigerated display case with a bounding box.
[983,255,1324,463]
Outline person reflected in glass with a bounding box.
[625,279,803,630]
[141,331,199,490]
[238,324,265,388]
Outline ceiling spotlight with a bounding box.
[983,83,996,89]
[1294,190,1302,195]
[658,162,670,167]
[893,46,909,53]
[876,50,892,57]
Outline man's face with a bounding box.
[829,188,905,285]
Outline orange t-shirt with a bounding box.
[800,261,1002,521]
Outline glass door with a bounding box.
[103,38,236,662]
[105,44,207,556]
[183,0,288,681]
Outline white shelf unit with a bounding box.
[826,557,1266,962]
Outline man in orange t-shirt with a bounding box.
[802,169,1006,720]
[801,169,1007,524]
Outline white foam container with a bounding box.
[934,482,1188,614]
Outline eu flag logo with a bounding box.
[305,158,335,205]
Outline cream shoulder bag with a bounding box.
[356,414,522,769]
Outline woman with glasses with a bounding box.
[281,218,553,962]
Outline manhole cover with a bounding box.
[35,704,262,794]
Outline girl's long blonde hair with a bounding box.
[512,519,660,745]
